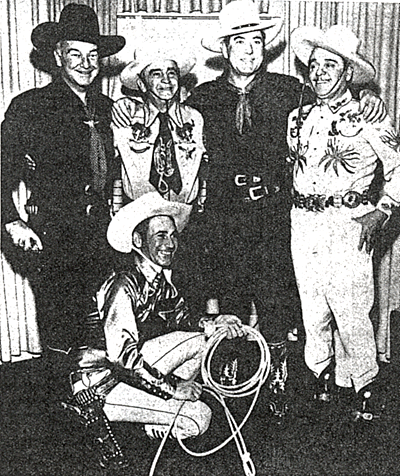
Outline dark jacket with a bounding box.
[186,66,314,215]
[1,77,117,229]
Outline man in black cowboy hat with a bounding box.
[1,4,125,352]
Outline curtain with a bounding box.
[2,0,399,363]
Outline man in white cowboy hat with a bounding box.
[112,43,206,205]
[288,25,400,419]
[65,191,244,468]
[1,3,125,352]
[111,0,386,421]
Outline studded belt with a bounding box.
[293,190,371,212]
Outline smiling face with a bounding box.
[308,47,352,101]
[223,31,264,78]
[138,60,180,108]
[54,40,100,93]
[135,215,178,268]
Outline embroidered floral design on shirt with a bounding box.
[329,110,363,137]
[131,122,151,142]
[288,142,308,174]
[319,138,360,175]
[176,121,195,142]
[381,129,400,152]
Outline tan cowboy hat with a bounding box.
[120,42,196,90]
[202,0,283,53]
[291,25,375,84]
[31,3,125,58]
[107,192,192,253]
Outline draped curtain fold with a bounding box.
[1,0,399,364]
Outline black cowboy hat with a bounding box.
[31,3,125,58]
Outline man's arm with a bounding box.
[1,98,43,251]
[100,273,196,400]
[353,115,400,252]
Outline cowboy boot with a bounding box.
[62,388,129,471]
[352,380,386,422]
[314,361,335,404]
[267,341,289,420]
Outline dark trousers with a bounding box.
[175,204,301,343]
[2,213,114,352]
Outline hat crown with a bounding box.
[219,0,261,31]
[321,25,361,57]
[57,3,100,43]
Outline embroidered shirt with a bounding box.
[112,98,205,204]
[95,252,195,371]
[287,89,400,212]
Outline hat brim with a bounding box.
[120,55,196,90]
[291,27,375,84]
[31,22,125,58]
[202,18,283,54]
[107,192,192,253]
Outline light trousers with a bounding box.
[291,206,379,392]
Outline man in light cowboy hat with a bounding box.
[1,3,125,352]
[111,0,385,421]
[66,191,244,468]
[112,43,206,205]
[288,25,400,419]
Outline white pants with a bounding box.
[76,331,211,439]
[291,206,379,392]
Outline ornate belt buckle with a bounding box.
[343,191,361,208]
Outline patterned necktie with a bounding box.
[149,112,182,195]
[84,102,107,194]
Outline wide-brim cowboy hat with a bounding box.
[120,43,196,90]
[31,3,125,58]
[107,192,192,253]
[202,0,283,53]
[291,25,375,84]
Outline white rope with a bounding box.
[149,325,270,476]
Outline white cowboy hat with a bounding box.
[202,0,283,53]
[107,192,192,253]
[291,25,375,84]
[120,42,196,90]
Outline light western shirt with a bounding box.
[113,98,205,204]
[287,89,400,213]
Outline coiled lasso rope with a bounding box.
[149,325,271,476]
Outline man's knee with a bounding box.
[176,400,212,438]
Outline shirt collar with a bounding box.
[133,248,173,286]
[144,99,184,129]
[316,89,353,113]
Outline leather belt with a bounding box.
[293,190,371,212]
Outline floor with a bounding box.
[1,339,400,476]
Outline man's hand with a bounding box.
[111,97,137,128]
[214,314,246,339]
[353,209,387,253]
[5,219,43,252]
[173,380,203,401]
[359,90,387,123]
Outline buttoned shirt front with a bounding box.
[287,89,400,212]
[113,98,205,204]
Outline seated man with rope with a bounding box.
[64,191,245,470]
